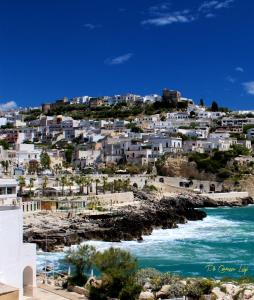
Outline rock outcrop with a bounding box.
[23,192,254,252]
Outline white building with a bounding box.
[70,96,91,104]
[198,111,226,119]
[247,128,254,140]
[0,178,18,206]
[15,144,41,166]
[143,94,161,103]
[0,206,36,299]
[222,117,254,127]
[0,117,7,127]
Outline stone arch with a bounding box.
[210,184,216,192]
[23,266,33,296]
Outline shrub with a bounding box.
[63,245,96,286]
[185,279,214,299]
[93,247,138,298]
[119,281,142,300]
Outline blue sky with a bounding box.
[0,0,254,109]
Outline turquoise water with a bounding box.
[37,205,254,279]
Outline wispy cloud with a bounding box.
[199,1,218,12]
[214,0,235,9]
[226,76,236,83]
[0,101,17,111]
[243,81,254,95]
[142,11,196,26]
[105,53,133,65]
[199,0,235,12]
[148,1,172,14]
[142,0,235,27]
[83,23,101,30]
[235,66,244,72]
[142,7,197,26]
[205,13,216,18]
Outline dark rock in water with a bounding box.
[23,192,254,252]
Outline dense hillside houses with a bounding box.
[0,88,253,178]
[1,88,254,299]
[0,88,252,194]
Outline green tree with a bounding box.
[0,140,10,150]
[199,99,204,107]
[102,176,108,194]
[211,101,219,112]
[42,176,48,196]
[40,150,51,170]
[64,245,96,286]
[93,247,138,299]
[1,160,9,174]
[74,175,86,194]
[65,146,74,164]
[66,176,74,195]
[18,176,26,195]
[95,178,100,195]
[85,176,93,195]
[28,177,36,196]
[58,175,68,196]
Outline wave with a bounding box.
[36,208,254,276]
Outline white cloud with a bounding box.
[83,23,101,30]
[199,0,235,12]
[215,0,234,9]
[105,53,133,65]
[0,101,17,111]
[243,81,254,95]
[142,0,235,27]
[142,10,196,26]
[226,76,236,83]
[235,67,244,72]
[199,1,219,12]
[148,2,172,14]
[205,13,216,18]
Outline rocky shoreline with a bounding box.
[23,191,254,252]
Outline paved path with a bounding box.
[24,284,88,300]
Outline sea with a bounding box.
[37,205,254,279]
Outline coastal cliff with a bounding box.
[23,192,254,252]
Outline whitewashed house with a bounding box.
[0,206,36,299]
[0,178,18,206]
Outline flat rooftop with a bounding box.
[0,282,18,295]
[0,206,20,211]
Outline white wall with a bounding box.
[0,206,36,300]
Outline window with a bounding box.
[7,187,13,194]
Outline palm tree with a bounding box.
[74,175,86,194]
[59,175,67,196]
[67,176,74,195]
[123,178,131,192]
[28,177,36,196]
[85,177,92,195]
[102,176,108,194]
[42,176,48,196]
[18,176,26,195]
[95,178,100,195]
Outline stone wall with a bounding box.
[202,191,249,201]
[87,192,134,207]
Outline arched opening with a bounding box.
[133,183,138,188]
[23,266,33,297]
[210,184,216,192]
